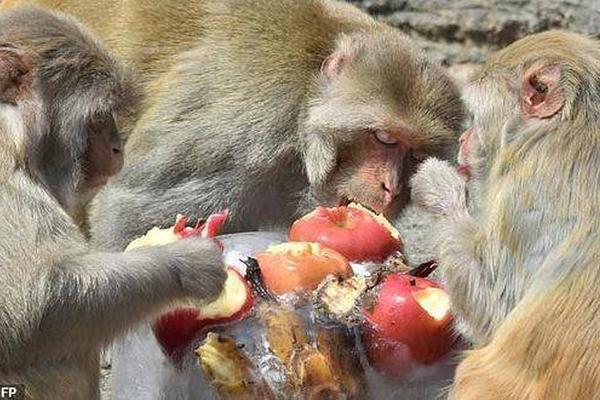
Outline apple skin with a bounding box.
[152,268,254,363]
[173,209,229,250]
[255,242,352,296]
[362,274,455,377]
[289,205,402,262]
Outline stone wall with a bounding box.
[346,0,600,65]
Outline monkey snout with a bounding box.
[380,181,400,207]
[381,174,401,195]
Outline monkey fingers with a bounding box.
[410,158,467,219]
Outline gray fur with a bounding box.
[87,0,465,252]
[0,7,226,399]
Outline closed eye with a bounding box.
[374,129,398,146]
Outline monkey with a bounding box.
[0,7,226,400]
[410,30,600,399]
[2,0,466,253]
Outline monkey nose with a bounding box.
[381,180,400,205]
[111,145,125,175]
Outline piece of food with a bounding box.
[196,333,275,399]
[315,326,367,399]
[125,210,229,251]
[153,268,254,361]
[126,212,245,361]
[258,303,309,366]
[255,242,352,296]
[362,274,455,377]
[383,251,412,274]
[312,275,370,325]
[173,209,229,240]
[289,203,402,262]
[289,345,341,399]
[242,257,277,301]
[258,303,366,399]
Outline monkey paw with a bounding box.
[166,239,227,301]
[410,158,467,218]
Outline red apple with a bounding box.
[362,274,455,377]
[289,203,402,262]
[255,242,352,296]
[153,268,254,362]
[173,209,229,250]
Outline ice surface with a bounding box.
[112,231,459,399]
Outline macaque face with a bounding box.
[306,33,465,217]
[79,113,124,191]
[331,129,426,214]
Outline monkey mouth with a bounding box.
[456,164,471,179]
[338,197,352,207]
[338,197,379,214]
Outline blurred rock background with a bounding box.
[346,0,600,85]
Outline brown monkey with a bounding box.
[411,30,600,399]
[0,8,226,400]
[3,0,465,252]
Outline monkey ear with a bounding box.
[0,46,33,104]
[320,50,355,79]
[521,63,563,119]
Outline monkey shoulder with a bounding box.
[0,173,85,263]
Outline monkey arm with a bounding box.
[435,214,508,345]
[411,159,512,344]
[38,240,225,354]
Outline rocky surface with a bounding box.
[347,0,600,65]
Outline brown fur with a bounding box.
[411,31,600,399]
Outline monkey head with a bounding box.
[302,31,465,217]
[460,30,600,185]
[0,7,139,214]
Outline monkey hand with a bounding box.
[410,158,467,219]
[162,239,227,302]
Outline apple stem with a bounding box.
[409,278,416,286]
[242,257,276,301]
[408,260,439,278]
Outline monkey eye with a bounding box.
[374,130,398,146]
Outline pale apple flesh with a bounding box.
[152,268,254,361]
[125,212,255,361]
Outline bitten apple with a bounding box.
[153,268,254,362]
[125,210,229,250]
[255,242,352,296]
[362,274,455,377]
[289,203,402,262]
[125,211,254,362]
